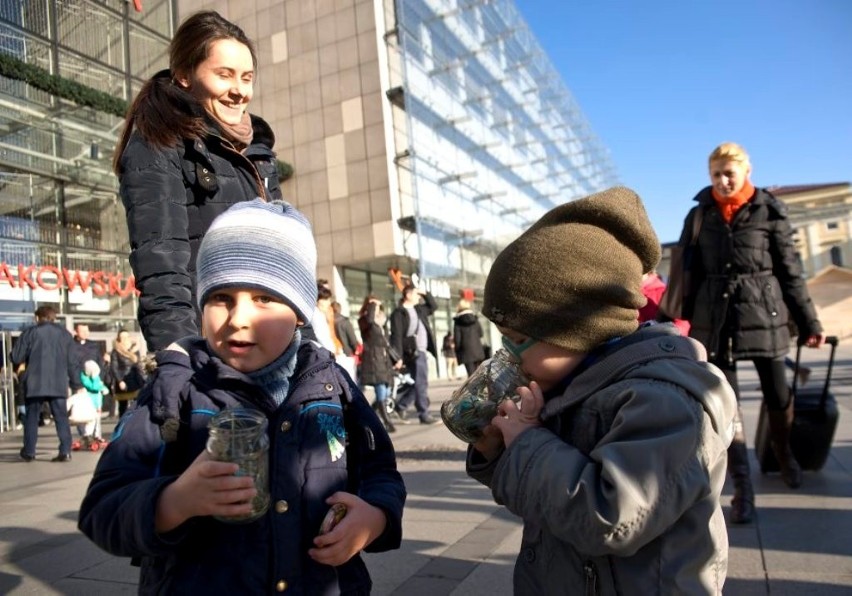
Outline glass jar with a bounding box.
[206,408,270,523]
[440,349,530,443]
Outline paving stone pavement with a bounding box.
[1,340,850,594]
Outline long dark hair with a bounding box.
[112,11,257,173]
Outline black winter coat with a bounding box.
[682,187,822,361]
[358,303,394,386]
[11,322,81,397]
[453,310,485,366]
[78,339,405,595]
[119,115,282,352]
[73,339,104,383]
[110,348,145,394]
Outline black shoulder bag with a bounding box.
[658,206,704,321]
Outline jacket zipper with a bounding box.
[584,561,598,596]
[221,140,267,198]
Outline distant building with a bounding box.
[659,182,852,280]
[770,183,852,276]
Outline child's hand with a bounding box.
[491,381,544,448]
[472,424,504,460]
[308,492,387,567]
[155,450,257,533]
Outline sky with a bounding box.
[515,0,852,243]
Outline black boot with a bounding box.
[767,401,802,489]
[373,401,396,433]
[728,410,755,524]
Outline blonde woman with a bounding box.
[674,142,822,524]
[110,330,146,417]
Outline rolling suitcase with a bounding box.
[755,336,840,473]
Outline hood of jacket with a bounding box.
[543,323,736,446]
[453,311,479,326]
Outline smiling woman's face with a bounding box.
[179,38,254,125]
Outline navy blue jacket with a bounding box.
[78,339,405,595]
[11,321,81,397]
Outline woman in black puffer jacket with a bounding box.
[452,299,486,376]
[358,295,397,432]
[115,11,282,352]
[675,142,822,525]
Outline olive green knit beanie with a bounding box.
[483,186,661,352]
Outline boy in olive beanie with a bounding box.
[466,186,737,593]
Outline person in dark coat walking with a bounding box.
[452,299,486,377]
[389,284,438,424]
[670,142,823,524]
[79,199,404,594]
[333,301,360,358]
[12,306,83,462]
[357,295,398,432]
[110,330,146,417]
[114,11,282,352]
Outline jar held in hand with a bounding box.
[440,349,530,443]
[206,408,270,523]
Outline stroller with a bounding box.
[386,368,416,417]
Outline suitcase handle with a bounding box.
[792,336,839,408]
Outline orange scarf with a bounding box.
[712,180,755,223]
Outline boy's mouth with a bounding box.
[227,340,256,353]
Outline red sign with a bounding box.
[0,262,139,298]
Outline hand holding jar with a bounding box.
[441,349,536,444]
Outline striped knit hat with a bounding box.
[196,199,317,323]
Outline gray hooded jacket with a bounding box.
[467,324,736,595]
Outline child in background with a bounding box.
[441,332,459,379]
[79,199,406,594]
[467,187,737,594]
[78,360,108,446]
[639,270,691,335]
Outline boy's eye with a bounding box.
[208,293,232,304]
[255,295,280,304]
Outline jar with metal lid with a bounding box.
[206,408,270,523]
[440,349,530,443]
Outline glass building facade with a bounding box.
[0,0,175,332]
[0,1,176,430]
[388,0,616,290]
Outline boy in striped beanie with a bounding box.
[79,198,405,593]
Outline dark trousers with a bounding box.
[463,360,483,377]
[23,397,72,456]
[397,351,430,419]
[712,356,790,411]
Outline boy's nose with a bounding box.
[229,300,252,328]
